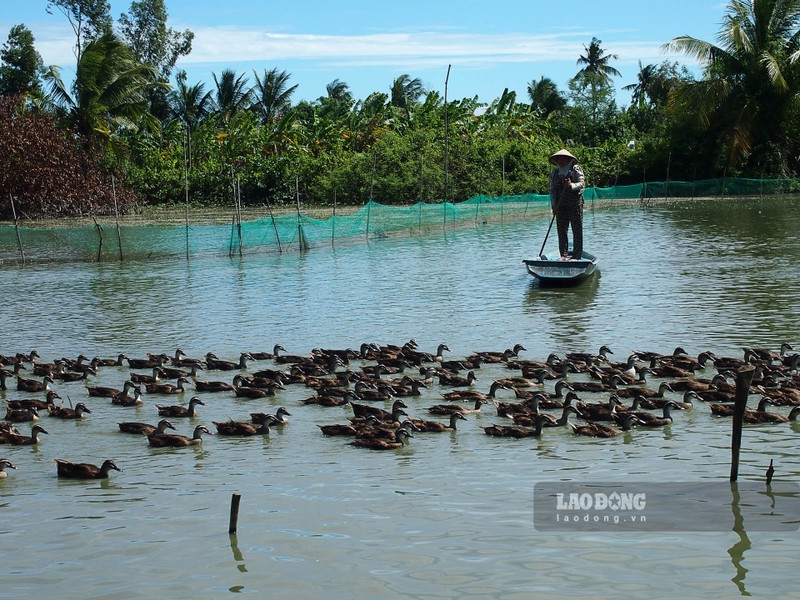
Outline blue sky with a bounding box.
[2,0,729,106]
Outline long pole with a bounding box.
[331,190,337,247]
[93,216,103,262]
[184,127,190,261]
[237,177,243,258]
[538,214,556,258]
[9,194,25,263]
[730,365,756,482]
[264,195,283,253]
[112,175,123,261]
[296,176,308,252]
[444,64,451,204]
[229,493,242,534]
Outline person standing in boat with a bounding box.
[549,148,586,260]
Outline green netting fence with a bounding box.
[1,177,797,264]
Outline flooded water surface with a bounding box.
[1,196,799,599]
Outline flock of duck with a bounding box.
[1,340,799,479]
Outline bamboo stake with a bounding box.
[264,195,283,253]
[295,176,308,252]
[9,194,25,264]
[331,190,337,248]
[112,176,123,262]
[184,128,190,261]
[365,201,371,240]
[229,215,236,257]
[237,177,243,258]
[444,64,451,203]
[93,217,103,262]
[730,364,756,482]
[229,493,242,534]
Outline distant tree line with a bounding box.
[1,0,799,218]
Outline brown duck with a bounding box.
[117,419,177,435]
[48,402,92,419]
[156,396,204,417]
[55,459,121,479]
[0,459,16,478]
[212,418,274,436]
[569,414,640,438]
[407,413,467,432]
[350,427,413,450]
[484,415,550,438]
[148,425,212,447]
[5,424,49,445]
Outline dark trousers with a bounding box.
[555,199,583,258]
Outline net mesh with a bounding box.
[1,178,796,263]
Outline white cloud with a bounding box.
[184,27,690,68]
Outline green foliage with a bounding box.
[11,0,800,217]
[118,0,193,81]
[664,0,800,173]
[47,0,112,62]
[0,25,44,97]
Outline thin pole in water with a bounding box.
[184,127,190,261]
[502,155,506,196]
[331,190,337,248]
[264,195,282,253]
[444,64,451,203]
[112,175,123,261]
[229,493,242,534]
[9,194,25,264]
[730,364,756,482]
[93,216,103,262]
[295,176,308,252]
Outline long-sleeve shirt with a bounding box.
[549,163,586,209]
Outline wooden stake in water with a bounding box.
[9,194,25,263]
[229,493,242,534]
[93,216,103,262]
[264,196,282,253]
[112,176,123,262]
[730,364,756,482]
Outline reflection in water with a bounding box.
[728,482,751,596]
[523,273,600,348]
[229,533,247,573]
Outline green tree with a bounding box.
[663,0,800,171]
[0,24,44,97]
[118,0,193,81]
[47,0,112,63]
[622,61,658,108]
[45,31,163,149]
[212,69,251,123]
[575,37,621,86]
[527,76,566,118]
[167,69,212,168]
[251,68,297,124]
[390,74,426,109]
[118,0,193,121]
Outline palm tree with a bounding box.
[167,69,212,169]
[575,37,621,86]
[212,69,250,123]
[250,67,297,124]
[325,79,353,103]
[390,74,426,109]
[527,76,566,118]
[622,61,658,108]
[663,0,800,168]
[45,31,163,149]
[168,69,212,129]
